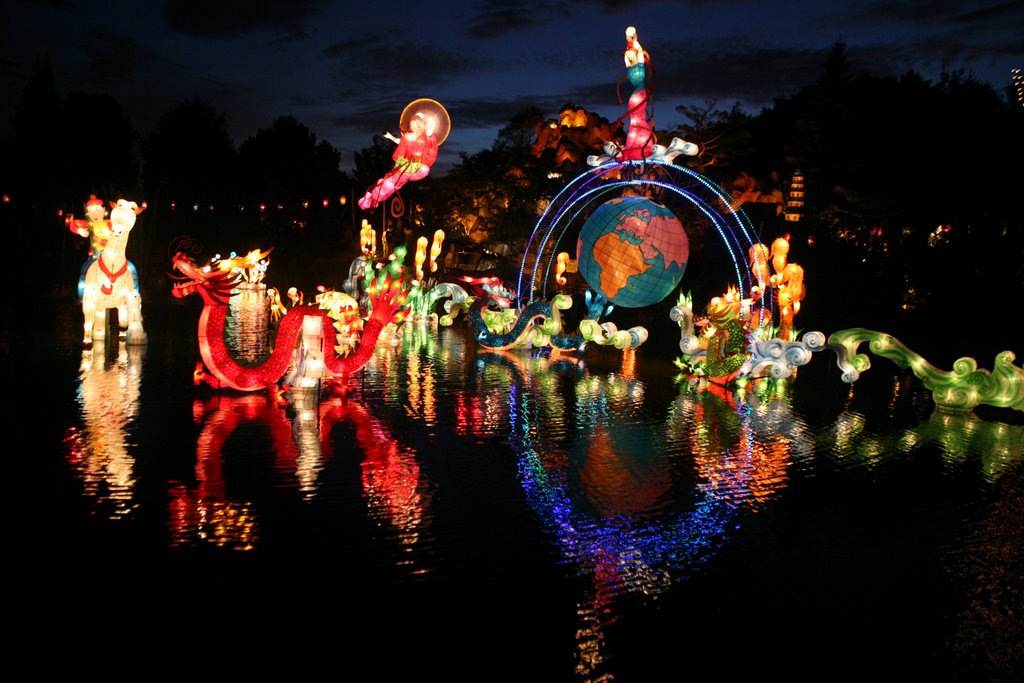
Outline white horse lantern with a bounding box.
[81,198,147,347]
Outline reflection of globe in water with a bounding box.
[576,196,689,308]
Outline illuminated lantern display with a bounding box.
[360,219,376,257]
[828,328,1024,414]
[619,26,655,160]
[586,29,696,166]
[80,199,147,347]
[170,247,410,392]
[555,252,570,285]
[767,236,805,340]
[784,170,805,222]
[748,243,771,290]
[358,98,451,210]
[429,230,445,273]
[67,195,112,255]
[769,235,790,277]
[67,195,140,298]
[415,236,428,281]
[576,196,688,308]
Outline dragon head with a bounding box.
[460,275,516,309]
[696,286,744,333]
[169,252,240,306]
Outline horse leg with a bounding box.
[125,290,147,346]
[82,292,96,346]
[92,306,108,343]
[117,298,128,339]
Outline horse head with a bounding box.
[109,199,144,238]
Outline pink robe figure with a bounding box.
[621,86,653,161]
[359,113,439,210]
[620,26,654,161]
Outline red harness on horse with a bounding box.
[98,255,129,295]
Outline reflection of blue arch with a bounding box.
[517,159,770,318]
[475,350,736,603]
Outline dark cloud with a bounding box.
[163,0,331,37]
[2,0,1016,171]
[467,6,546,39]
[323,38,488,96]
[559,41,830,116]
[79,29,146,86]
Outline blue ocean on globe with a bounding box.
[575,196,689,308]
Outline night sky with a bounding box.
[3,0,1021,173]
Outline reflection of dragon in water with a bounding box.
[168,389,429,552]
[169,252,409,391]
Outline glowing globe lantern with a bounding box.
[575,196,688,308]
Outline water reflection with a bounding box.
[948,460,1024,674]
[226,284,270,365]
[64,340,144,518]
[823,376,1022,481]
[384,319,468,427]
[673,378,814,510]
[167,387,432,560]
[318,387,434,563]
[51,303,1023,680]
[168,393,289,549]
[918,410,1023,480]
[467,349,816,680]
[808,373,1024,679]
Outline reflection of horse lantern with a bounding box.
[81,199,146,347]
[64,343,144,517]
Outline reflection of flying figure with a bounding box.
[359,111,440,211]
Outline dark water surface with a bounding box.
[6,295,1023,682]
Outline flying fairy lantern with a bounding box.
[358,99,451,211]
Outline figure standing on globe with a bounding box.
[619,26,655,161]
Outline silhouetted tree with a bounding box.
[236,115,348,262]
[9,57,65,212]
[351,135,398,190]
[493,107,544,152]
[62,91,139,203]
[6,58,141,272]
[142,98,238,212]
[140,98,239,264]
[237,116,321,205]
[670,99,752,177]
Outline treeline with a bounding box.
[2,44,1021,322]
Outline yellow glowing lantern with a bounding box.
[415,236,428,281]
[360,219,376,257]
[430,230,445,272]
[555,251,570,285]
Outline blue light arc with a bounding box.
[516,159,771,319]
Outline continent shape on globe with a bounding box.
[575,196,688,308]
